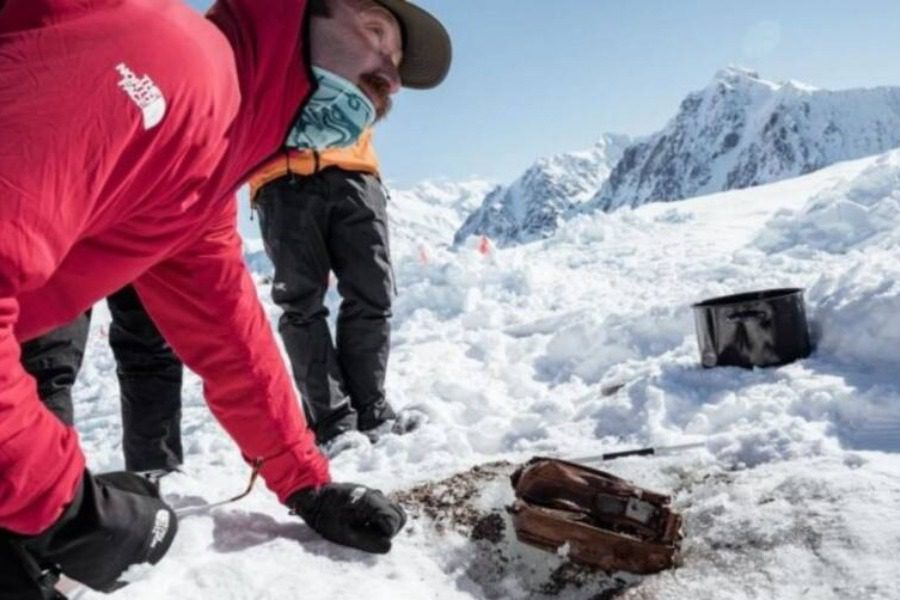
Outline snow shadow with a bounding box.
[208,509,382,565]
[211,510,319,553]
[165,493,209,512]
[532,308,690,386]
[797,358,900,454]
[614,351,900,466]
[210,510,376,565]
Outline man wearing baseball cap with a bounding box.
[0,0,451,597]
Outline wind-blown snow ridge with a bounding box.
[755,149,900,377]
[756,149,900,254]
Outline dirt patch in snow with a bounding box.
[393,460,513,535]
[471,512,506,544]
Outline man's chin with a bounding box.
[365,92,391,120]
[374,99,392,121]
[359,82,391,120]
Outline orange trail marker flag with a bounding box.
[478,236,492,256]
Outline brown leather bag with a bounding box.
[509,458,683,575]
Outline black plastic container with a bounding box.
[692,288,811,369]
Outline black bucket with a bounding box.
[692,288,812,369]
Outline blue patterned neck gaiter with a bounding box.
[285,67,376,150]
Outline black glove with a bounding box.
[288,483,407,554]
[9,470,178,594]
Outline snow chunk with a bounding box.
[756,149,900,254]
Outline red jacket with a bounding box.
[0,0,330,536]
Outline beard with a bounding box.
[360,73,393,120]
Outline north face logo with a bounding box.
[349,487,367,504]
[116,63,167,130]
[149,509,171,550]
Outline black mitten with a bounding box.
[289,483,406,554]
[17,469,178,593]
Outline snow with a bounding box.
[70,150,900,599]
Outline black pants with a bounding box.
[20,285,183,472]
[255,168,396,444]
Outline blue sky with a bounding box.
[189,0,900,186]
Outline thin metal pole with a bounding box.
[570,441,707,464]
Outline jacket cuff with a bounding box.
[255,443,331,504]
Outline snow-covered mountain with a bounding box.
[453,134,631,246]
[388,179,497,250]
[588,67,900,211]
